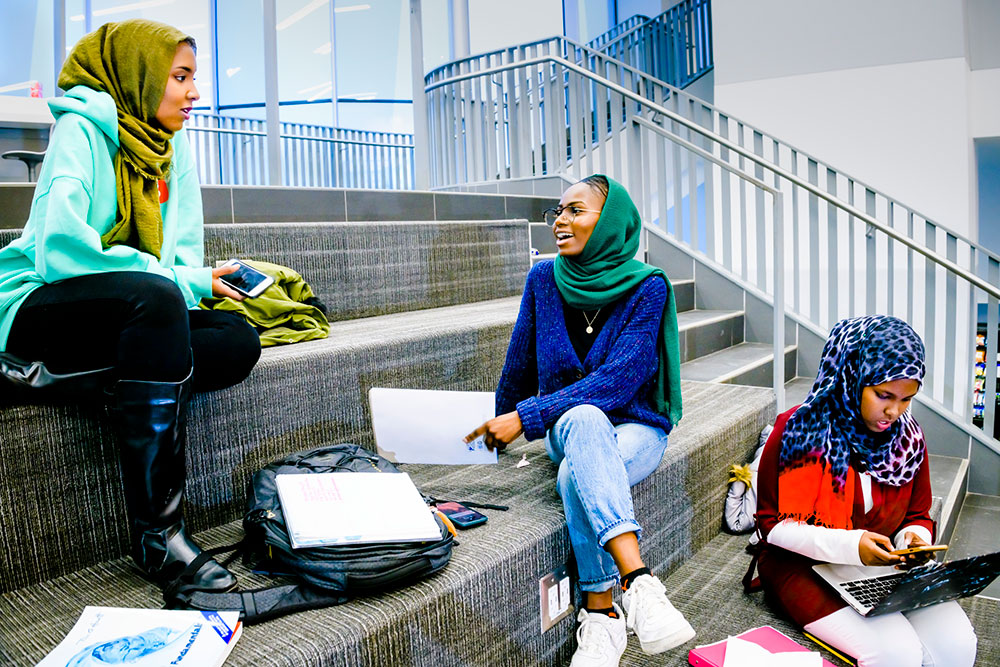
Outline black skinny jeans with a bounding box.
[6,272,260,392]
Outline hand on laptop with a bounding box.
[465,411,523,451]
[859,531,903,566]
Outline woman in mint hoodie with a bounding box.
[0,20,260,592]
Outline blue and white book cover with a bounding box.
[37,606,241,667]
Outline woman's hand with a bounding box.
[858,531,902,566]
[212,264,245,301]
[464,411,523,451]
[896,531,935,569]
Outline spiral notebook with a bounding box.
[688,626,839,667]
[275,472,441,548]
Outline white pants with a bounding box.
[803,602,977,667]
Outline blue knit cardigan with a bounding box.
[496,261,672,441]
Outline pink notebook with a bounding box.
[688,625,839,667]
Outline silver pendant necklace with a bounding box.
[583,308,601,334]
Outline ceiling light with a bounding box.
[0,81,34,94]
[298,81,333,95]
[335,4,370,13]
[70,0,174,21]
[277,0,327,30]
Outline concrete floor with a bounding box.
[948,493,1000,599]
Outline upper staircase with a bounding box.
[423,0,1000,498]
[425,0,1000,632]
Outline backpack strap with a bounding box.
[161,540,350,624]
[166,581,348,625]
[742,525,765,593]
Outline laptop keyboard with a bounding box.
[839,572,907,608]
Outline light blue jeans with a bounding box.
[544,404,669,593]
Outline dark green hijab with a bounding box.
[553,175,682,427]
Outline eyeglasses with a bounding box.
[542,205,602,226]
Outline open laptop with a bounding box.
[368,387,497,465]
[813,550,1000,616]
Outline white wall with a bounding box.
[711,0,994,241]
[715,58,974,236]
[969,68,1000,138]
[467,0,564,54]
[713,0,966,85]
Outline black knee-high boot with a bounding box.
[112,369,236,592]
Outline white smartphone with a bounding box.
[219,259,274,298]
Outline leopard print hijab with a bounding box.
[777,315,926,528]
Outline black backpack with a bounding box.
[165,443,454,623]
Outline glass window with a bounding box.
[83,0,214,104]
[276,0,336,126]
[422,0,451,72]
[0,2,54,98]
[217,0,265,117]
[616,0,662,22]
[335,0,411,103]
[337,101,413,134]
[578,0,614,43]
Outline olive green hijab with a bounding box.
[553,175,682,427]
[59,19,192,259]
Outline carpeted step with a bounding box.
[0,297,521,594]
[676,309,744,363]
[0,219,529,324]
[0,381,776,666]
[680,341,797,387]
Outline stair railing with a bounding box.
[588,0,712,88]
[185,112,414,189]
[584,13,650,53]
[425,53,1000,449]
[425,0,995,331]
[424,0,712,92]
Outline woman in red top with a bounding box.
[755,316,976,667]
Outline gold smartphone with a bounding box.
[890,544,948,556]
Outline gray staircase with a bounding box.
[1,184,996,666]
[0,184,779,666]
[0,219,528,594]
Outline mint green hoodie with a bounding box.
[0,85,213,351]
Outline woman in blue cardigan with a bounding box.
[466,175,694,666]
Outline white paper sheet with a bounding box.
[369,388,498,465]
[723,637,822,667]
[276,472,441,547]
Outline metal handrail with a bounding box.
[185,112,414,189]
[595,0,703,53]
[629,115,786,408]
[189,124,413,149]
[425,17,998,267]
[426,2,696,86]
[426,53,1000,299]
[586,14,651,51]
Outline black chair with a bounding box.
[2,150,46,182]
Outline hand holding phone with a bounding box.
[890,544,948,556]
[892,539,946,570]
[217,259,274,298]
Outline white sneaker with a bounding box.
[569,604,627,667]
[621,574,696,654]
